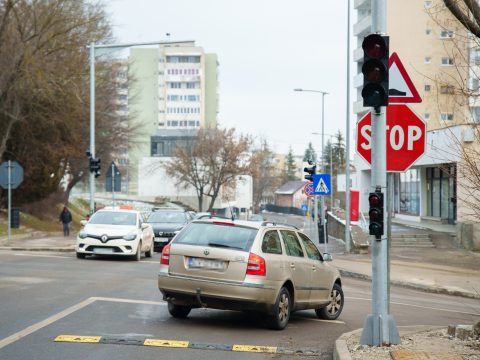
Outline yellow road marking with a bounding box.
[144,339,189,348]
[232,344,277,353]
[55,335,101,343]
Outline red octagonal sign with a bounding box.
[356,104,426,172]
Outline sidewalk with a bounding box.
[0,233,76,252]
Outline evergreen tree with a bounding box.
[284,147,299,182]
[303,142,317,164]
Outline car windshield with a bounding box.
[173,223,257,252]
[147,211,186,223]
[89,211,137,226]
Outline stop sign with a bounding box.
[356,104,426,172]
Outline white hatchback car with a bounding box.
[76,208,154,261]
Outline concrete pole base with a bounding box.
[360,314,401,346]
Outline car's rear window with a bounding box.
[89,211,137,226]
[147,211,186,223]
[173,223,257,252]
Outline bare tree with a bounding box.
[164,128,252,212]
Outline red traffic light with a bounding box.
[362,34,387,58]
[368,193,382,207]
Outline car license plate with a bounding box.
[155,237,170,243]
[93,247,113,254]
[188,257,226,270]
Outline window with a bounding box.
[425,57,431,64]
[425,29,432,35]
[186,82,198,89]
[440,85,455,94]
[280,230,304,257]
[424,85,431,91]
[424,1,432,8]
[440,30,454,39]
[424,113,430,121]
[261,231,282,254]
[441,57,454,66]
[298,233,321,261]
[441,113,454,121]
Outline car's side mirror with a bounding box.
[80,220,87,226]
[323,253,333,262]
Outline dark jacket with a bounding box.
[59,210,72,224]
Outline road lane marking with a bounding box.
[13,253,72,259]
[0,297,97,350]
[55,335,101,343]
[348,296,480,316]
[144,339,189,348]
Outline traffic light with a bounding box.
[368,188,384,239]
[303,161,316,182]
[361,34,389,108]
[89,157,101,178]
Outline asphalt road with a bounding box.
[0,250,478,360]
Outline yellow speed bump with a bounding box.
[232,344,277,353]
[54,335,101,343]
[144,339,189,348]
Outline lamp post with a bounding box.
[345,0,352,253]
[88,39,193,214]
[294,88,328,246]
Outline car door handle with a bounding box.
[311,266,316,271]
[290,263,295,269]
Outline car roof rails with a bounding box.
[260,221,299,230]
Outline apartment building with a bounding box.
[127,41,219,194]
[354,0,480,247]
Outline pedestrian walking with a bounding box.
[59,206,73,236]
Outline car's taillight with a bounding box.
[246,253,266,276]
[160,244,171,265]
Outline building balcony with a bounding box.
[353,46,363,63]
[354,0,369,10]
[353,100,368,115]
[353,15,372,37]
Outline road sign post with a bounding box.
[0,161,24,245]
[105,161,121,206]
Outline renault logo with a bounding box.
[203,249,210,256]
[101,235,108,243]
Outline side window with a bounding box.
[298,233,322,261]
[261,230,282,254]
[280,230,304,258]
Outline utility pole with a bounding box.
[359,0,400,346]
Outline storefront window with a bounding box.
[395,169,420,215]
[426,165,456,222]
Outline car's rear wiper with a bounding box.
[208,242,243,250]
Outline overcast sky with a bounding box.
[106,0,355,156]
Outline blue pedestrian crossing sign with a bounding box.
[312,174,331,195]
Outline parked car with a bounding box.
[146,209,193,252]
[76,208,154,261]
[157,219,343,330]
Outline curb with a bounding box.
[338,269,480,299]
[0,246,75,252]
[333,326,445,360]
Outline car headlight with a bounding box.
[78,230,88,239]
[123,232,137,241]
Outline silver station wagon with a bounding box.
[157,219,344,330]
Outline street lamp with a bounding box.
[294,88,328,247]
[88,39,193,214]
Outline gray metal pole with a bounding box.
[7,160,11,245]
[321,93,327,252]
[345,0,352,253]
[89,42,95,214]
[112,163,115,207]
[360,0,400,346]
[314,195,319,243]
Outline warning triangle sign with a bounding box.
[388,52,422,104]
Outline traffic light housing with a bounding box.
[368,189,384,239]
[303,161,316,182]
[89,157,101,178]
[362,34,389,108]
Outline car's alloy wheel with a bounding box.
[315,283,344,320]
[267,287,291,330]
[167,302,191,318]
